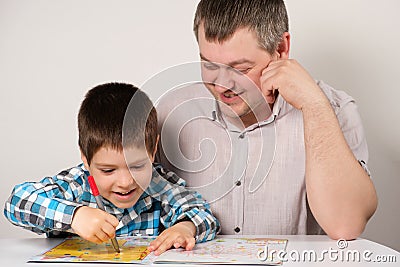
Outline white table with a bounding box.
[0,235,398,266]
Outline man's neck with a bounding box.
[226,102,274,130]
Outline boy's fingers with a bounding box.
[89,235,104,244]
[148,234,167,251]
[83,233,102,244]
[154,237,175,256]
[173,236,185,248]
[95,230,111,243]
[102,222,117,238]
[185,238,195,251]
[106,214,119,228]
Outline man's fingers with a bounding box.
[261,64,281,104]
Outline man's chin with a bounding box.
[218,103,246,118]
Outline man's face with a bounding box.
[82,146,154,209]
[198,24,276,125]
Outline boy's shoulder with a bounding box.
[152,163,186,186]
[56,163,89,180]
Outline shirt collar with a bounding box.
[210,94,288,131]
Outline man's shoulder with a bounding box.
[276,80,358,121]
[317,80,355,109]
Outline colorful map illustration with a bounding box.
[29,236,154,263]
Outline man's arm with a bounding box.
[302,92,377,239]
[261,59,377,239]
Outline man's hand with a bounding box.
[71,206,119,244]
[260,59,326,110]
[148,221,196,256]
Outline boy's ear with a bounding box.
[80,150,90,170]
[150,135,160,162]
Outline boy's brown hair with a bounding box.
[78,82,157,165]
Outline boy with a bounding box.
[4,82,220,256]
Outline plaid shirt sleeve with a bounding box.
[3,165,87,235]
[146,164,220,243]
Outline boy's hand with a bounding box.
[71,206,119,244]
[148,221,196,256]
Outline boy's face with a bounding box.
[82,146,155,209]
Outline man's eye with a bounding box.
[236,68,251,74]
[101,169,115,173]
[202,62,219,70]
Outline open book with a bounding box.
[28,236,287,265]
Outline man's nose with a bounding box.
[214,68,235,92]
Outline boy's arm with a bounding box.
[3,166,86,235]
[147,164,220,242]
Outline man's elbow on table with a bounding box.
[320,187,378,241]
[324,217,368,241]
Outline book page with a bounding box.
[28,236,154,263]
[154,237,288,265]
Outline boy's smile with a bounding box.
[82,146,154,209]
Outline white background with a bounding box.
[0,0,399,251]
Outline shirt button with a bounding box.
[55,222,62,229]
[234,227,241,233]
[235,181,241,186]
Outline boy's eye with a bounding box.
[130,164,146,170]
[101,169,115,173]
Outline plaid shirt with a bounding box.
[4,163,220,242]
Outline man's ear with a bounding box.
[277,32,290,59]
[80,150,90,170]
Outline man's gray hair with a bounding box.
[193,0,289,54]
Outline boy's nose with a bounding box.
[118,170,135,187]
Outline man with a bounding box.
[156,0,377,239]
